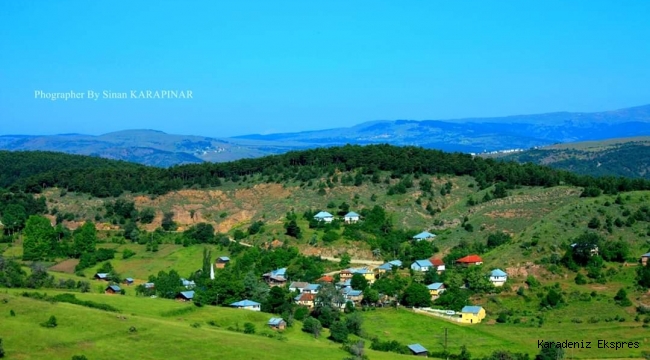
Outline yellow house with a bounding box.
[344,267,376,284]
[460,306,486,324]
[427,282,445,300]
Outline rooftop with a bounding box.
[231,299,261,307]
[461,305,483,314]
[407,343,428,354]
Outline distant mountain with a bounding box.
[236,104,650,153]
[1,104,649,167]
[496,136,650,179]
[0,130,307,167]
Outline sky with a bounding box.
[1,1,649,138]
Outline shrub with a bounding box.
[41,315,57,328]
[9,310,15,317]
[243,322,256,334]
[122,249,136,260]
[0,338,4,358]
[71,356,88,360]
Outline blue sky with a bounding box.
[1,1,649,137]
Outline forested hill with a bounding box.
[1,146,650,198]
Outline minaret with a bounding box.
[210,263,215,280]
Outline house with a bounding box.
[123,278,134,285]
[411,259,433,272]
[489,269,508,287]
[456,255,483,266]
[105,285,121,294]
[413,231,436,241]
[641,252,650,266]
[429,258,445,273]
[571,243,599,256]
[144,282,155,290]
[176,290,195,302]
[352,268,376,284]
[313,211,334,223]
[289,281,309,293]
[263,268,287,287]
[342,288,363,303]
[388,260,402,267]
[215,256,230,269]
[460,306,486,324]
[376,260,402,274]
[268,317,286,330]
[181,278,196,289]
[336,279,352,289]
[316,275,334,283]
[230,299,261,311]
[304,284,321,294]
[407,343,428,357]
[94,273,110,281]
[294,293,315,308]
[340,269,354,281]
[427,282,445,299]
[343,211,361,223]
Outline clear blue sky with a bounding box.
[1,1,649,137]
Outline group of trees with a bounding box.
[3,145,650,199]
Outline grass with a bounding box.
[0,289,406,360]
[361,307,648,359]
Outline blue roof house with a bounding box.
[489,269,508,287]
[314,211,334,222]
[268,317,287,329]
[176,290,195,301]
[407,343,428,356]
[413,231,436,241]
[230,299,261,311]
[105,285,121,294]
[410,259,433,272]
[343,211,361,223]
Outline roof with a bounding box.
[217,256,230,262]
[314,211,334,218]
[297,293,315,301]
[344,211,360,218]
[266,268,287,277]
[346,289,362,296]
[179,291,195,299]
[95,273,109,279]
[413,231,435,240]
[305,284,321,291]
[388,260,402,267]
[642,252,650,257]
[427,282,444,290]
[456,255,483,263]
[407,343,428,354]
[461,306,483,314]
[491,269,508,277]
[412,259,433,268]
[352,268,372,275]
[317,275,334,282]
[231,299,261,307]
[268,317,285,326]
[378,263,393,270]
[107,285,121,291]
[125,278,134,282]
[144,282,155,288]
[181,279,196,287]
[289,281,309,289]
[429,258,444,266]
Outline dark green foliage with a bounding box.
[433,287,469,311]
[71,355,89,360]
[535,342,564,360]
[525,275,540,288]
[638,262,650,289]
[329,320,349,343]
[22,215,58,261]
[75,248,116,272]
[580,187,602,198]
[350,273,369,292]
[587,217,601,229]
[122,248,136,259]
[600,240,629,262]
[487,232,511,248]
[574,273,587,285]
[540,288,564,309]
[400,282,431,307]
[492,182,508,199]
[41,315,58,328]
[243,322,256,334]
[0,257,26,288]
[247,220,264,235]
[71,222,97,258]
[0,338,4,358]
[139,207,155,224]
[184,223,215,244]
[614,288,633,307]
[370,338,410,355]
[302,317,322,338]
[262,286,292,314]
[285,219,302,239]
[484,350,530,360]
[161,212,177,231]
[321,230,339,243]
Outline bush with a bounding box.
[0,338,4,358]
[9,310,15,317]
[41,315,57,328]
[122,249,136,260]
[243,322,256,334]
[71,356,88,360]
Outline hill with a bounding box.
[497,137,650,179]
[2,104,650,167]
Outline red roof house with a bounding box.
[456,255,483,266]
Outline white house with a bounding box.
[230,299,261,311]
[314,211,334,223]
[410,259,433,272]
[343,211,361,223]
[430,258,446,273]
[489,269,508,287]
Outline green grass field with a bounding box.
[0,289,410,360]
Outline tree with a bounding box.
[638,262,650,289]
[72,222,97,258]
[285,220,302,239]
[345,312,364,336]
[540,288,564,309]
[330,320,349,343]
[536,342,564,360]
[161,212,176,231]
[2,203,27,233]
[243,322,256,334]
[487,232,511,248]
[362,288,379,306]
[400,282,431,307]
[139,207,155,224]
[41,315,58,328]
[340,253,351,268]
[302,317,322,338]
[262,286,292,314]
[23,215,57,261]
[350,273,369,292]
[614,288,632,307]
